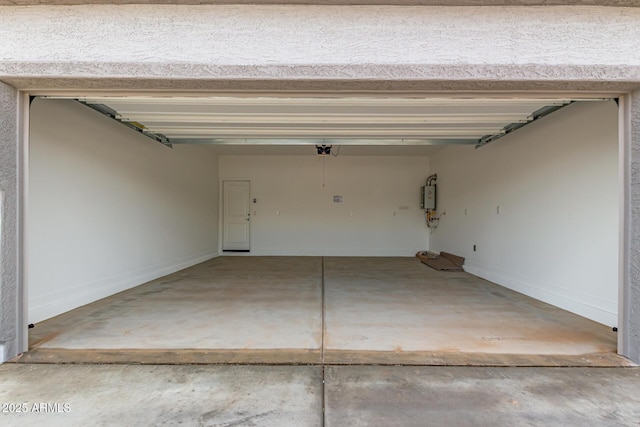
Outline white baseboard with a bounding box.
[464,262,618,327]
[29,250,219,324]
[233,248,422,257]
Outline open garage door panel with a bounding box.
[43,95,606,149]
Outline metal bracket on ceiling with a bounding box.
[475,101,575,149]
[75,100,173,148]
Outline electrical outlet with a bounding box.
[473,244,476,252]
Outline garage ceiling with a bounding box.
[45,95,605,153]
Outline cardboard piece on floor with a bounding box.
[416,251,465,271]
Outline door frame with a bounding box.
[219,177,252,254]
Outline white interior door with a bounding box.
[223,180,251,251]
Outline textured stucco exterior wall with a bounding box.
[1,5,640,93]
[628,89,640,362]
[0,82,18,363]
[1,1,639,6]
[8,5,636,65]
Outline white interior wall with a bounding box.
[28,99,220,323]
[429,101,619,326]
[219,155,430,256]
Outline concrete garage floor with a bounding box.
[323,257,620,365]
[26,257,324,364]
[1,364,639,427]
[22,256,624,366]
[0,364,322,427]
[323,365,640,427]
[9,257,639,426]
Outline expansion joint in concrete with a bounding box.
[321,256,325,364]
[321,257,326,426]
[321,364,326,427]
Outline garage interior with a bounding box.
[21,94,626,366]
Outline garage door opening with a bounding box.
[20,94,626,366]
